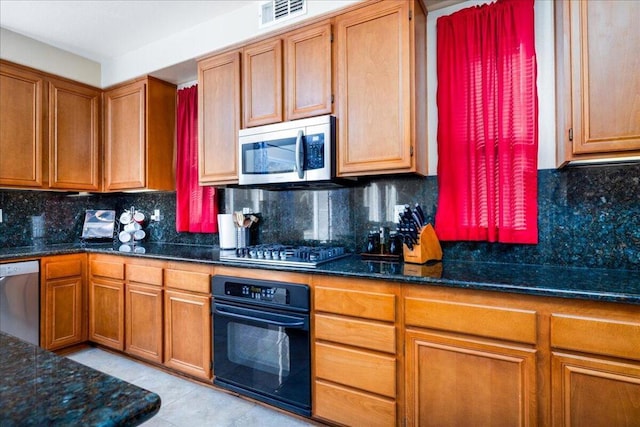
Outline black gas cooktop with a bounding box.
[219,245,348,268]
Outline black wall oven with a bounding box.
[212,275,311,416]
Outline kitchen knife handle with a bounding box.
[295,130,304,179]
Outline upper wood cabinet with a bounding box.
[48,77,101,191]
[198,51,242,186]
[243,37,283,127]
[334,0,427,177]
[242,21,333,128]
[0,60,102,191]
[0,61,44,188]
[104,76,176,191]
[555,0,640,165]
[285,21,333,121]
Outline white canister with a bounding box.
[217,214,236,250]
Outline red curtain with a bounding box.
[435,0,538,244]
[176,85,218,233]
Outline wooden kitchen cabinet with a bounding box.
[0,60,102,191]
[243,37,283,127]
[403,294,538,426]
[88,255,125,350]
[555,0,640,165]
[550,314,640,426]
[0,61,44,188]
[164,265,212,380]
[104,76,176,191]
[197,50,242,186]
[125,262,164,363]
[41,254,86,350]
[48,77,101,191]
[334,0,427,177]
[312,276,399,427]
[284,21,333,121]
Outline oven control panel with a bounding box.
[224,282,289,305]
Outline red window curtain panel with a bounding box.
[435,0,538,244]
[176,85,218,233]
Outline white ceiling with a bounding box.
[0,0,253,63]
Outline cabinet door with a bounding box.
[243,38,283,127]
[43,277,83,350]
[551,352,640,427]
[126,283,163,363]
[335,0,414,176]
[557,1,640,162]
[405,329,537,427]
[48,78,101,191]
[164,290,211,380]
[41,254,86,350]
[89,278,125,350]
[0,62,43,187]
[198,51,241,185]
[104,80,146,190]
[285,22,332,120]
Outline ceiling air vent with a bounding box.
[259,0,307,28]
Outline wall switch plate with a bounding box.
[0,208,3,223]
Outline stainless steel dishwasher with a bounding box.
[0,260,40,345]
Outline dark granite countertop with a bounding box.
[1,242,639,305]
[0,332,160,426]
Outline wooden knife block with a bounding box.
[403,224,443,264]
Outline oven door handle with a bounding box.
[213,306,306,329]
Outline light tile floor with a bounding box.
[67,347,320,427]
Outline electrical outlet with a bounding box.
[393,205,404,223]
[0,208,3,223]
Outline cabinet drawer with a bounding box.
[315,380,396,427]
[314,286,395,322]
[165,269,210,294]
[551,314,640,361]
[90,259,124,280]
[126,264,163,286]
[315,313,395,354]
[315,342,395,398]
[45,258,82,279]
[405,297,537,344]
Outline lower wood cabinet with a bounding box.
[550,313,640,426]
[41,254,86,350]
[87,255,213,380]
[88,255,125,351]
[164,265,212,380]
[164,289,211,380]
[312,276,399,427]
[125,261,164,363]
[405,329,537,427]
[126,283,163,363]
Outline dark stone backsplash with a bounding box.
[1,162,638,270]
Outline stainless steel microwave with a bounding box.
[238,115,336,187]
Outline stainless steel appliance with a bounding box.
[212,275,311,416]
[219,244,348,268]
[0,260,40,345]
[238,114,337,187]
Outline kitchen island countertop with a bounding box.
[0,332,160,426]
[1,242,639,305]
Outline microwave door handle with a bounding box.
[295,130,304,179]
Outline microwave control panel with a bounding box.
[304,134,324,170]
